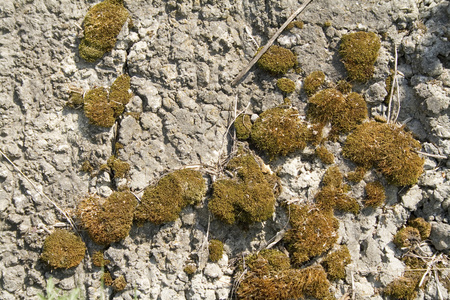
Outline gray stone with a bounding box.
[401,185,423,210]
[430,222,450,252]
[2,266,25,292]
[203,263,223,279]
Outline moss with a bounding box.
[303,71,325,96]
[40,229,86,269]
[208,239,224,262]
[346,167,366,183]
[107,155,130,178]
[284,204,339,266]
[322,245,351,281]
[343,121,424,186]
[339,31,381,82]
[324,20,332,27]
[79,0,129,62]
[276,78,296,94]
[112,275,127,292]
[384,69,396,104]
[102,271,113,286]
[78,191,137,245]
[322,165,343,188]
[208,151,277,224]
[80,160,94,175]
[234,114,252,140]
[257,45,297,75]
[92,251,110,267]
[84,87,116,127]
[245,249,291,274]
[109,74,133,117]
[250,107,311,159]
[384,276,418,300]
[393,227,421,248]
[308,89,367,138]
[365,181,386,207]
[184,264,197,275]
[66,91,84,108]
[286,20,304,30]
[316,146,335,164]
[134,169,206,224]
[407,217,431,240]
[336,80,352,94]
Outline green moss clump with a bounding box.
[336,80,352,94]
[244,249,291,274]
[284,204,339,266]
[384,276,418,300]
[78,191,137,245]
[365,181,386,207]
[285,20,304,30]
[346,167,366,183]
[208,239,224,262]
[257,45,297,75]
[407,217,431,240]
[343,122,424,186]
[250,107,311,159]
[208,151,277,224]
[102,271,113,286]
[315,146,334,164]
[322,165,343,188]
[308,89,367,138]
[80,160,94,175]
[107,155,130,178]
[321,245,351,281]
[184,263,197,275]
[234,114,252,140]
[79,0,130,62]
[393,227,421,248]
[276,78,296,94]
[303,71,325,96]
[67,91,84,108]
[84,87,116,127]
[92,251,110,267]
[112,275,127,292]
[339,31,381,82]
[134,169,206,224]
[110,74,133,117]
[40,229,86,269]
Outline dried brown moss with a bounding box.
[40,229,86,269]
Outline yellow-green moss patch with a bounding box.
[339,31,381,82]
[393,227,421,248]
[110,74,133,117]
[92,251,110,267]
[184,263,197,275]
[365,181,386,207]
[250,107,311,159]
[234,114,252,140]
[40,229,86,269]
[112,275,127,292]
[346,167,366,183]
[384,276,418,300]
[79,0,130,62]
[107,155,130,178]
[303,71,325,96]
[286,20,304,30]
[78,191,137,245]
[244,249,291,274]
[257,45,297,75]
[315,145,335,164]
[67,91,84,108]
[321,245,351,281]
[276,78,296,94]
[284,204,339,266]
[134,169,206,224]
[208,150,278,224]
[208,239,224,262]
[343,122,424,186]
[336,80,353,94]
[407,217,431,240]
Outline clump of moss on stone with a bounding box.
[40,229,86,269]
[277,78,296,94]
[308,88,367,138]
[244,249,291,274]
[284,204,339,266]
[107,155,130,178]
[339,31,381,82]
[286,20,304,30]
[346,167,366,183]
[234,114,252,140]
[80,160,95,175]
[67,91,84,108]
[257,45,297,75]
[134,169,206,225]
[384,276,418,300]
[184,263,197,275]
[112,275,127,292]
[208,150,278,224]
[315,146,334,164]
[79,0,130,62]
[343,121,424,186]
[365,181,386,207]
[321,245,351,281]
[393,227,421,248]
[92,251,110,267]
[303,71,325,96]
[83,74,132,127]
[336,80,353,94]
[103,271,113,286]
[315,166,360,214]
[250,107,311,159]
[209,239,224,262]
[78,191,137,245]
[407,217,431,240]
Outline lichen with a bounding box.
[276,78,296,94]
[284,204,339,266]
[40,229,86,269]
[315,146,335,164]
[339,31,381,82]
[134,169,206,225]
[79,0,130,62]
[250,107,311,159]
[208,150,278,225]
[257,45,297,75]
[393,227,421,248]
[303,71,325,96]
[77,191,137,245]
[407,217,431,240]
[343,121,424,186]
[208,239,224,262]
[234,114,252,140]
[365,181,386,207]
[321,245,351,281]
